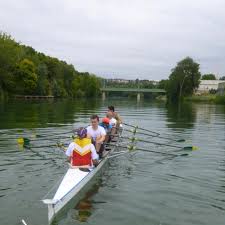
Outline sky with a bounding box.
[1,0,225,80]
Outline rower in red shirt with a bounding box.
[66,127,99,168]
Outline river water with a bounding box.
[0,99,225,225]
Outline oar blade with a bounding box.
[180,153,189,156]
[183,146,198,150]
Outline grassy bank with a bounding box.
[185,94,225,104]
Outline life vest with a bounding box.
[70,138,92,166]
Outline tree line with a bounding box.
[158,57,225,103]
[0,32,101,99]
[105,57,225,103]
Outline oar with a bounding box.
[107,134,196,151]
[123,122,160,135]
[124,128,185,142]
[108,150,130,159]
[127,136,197,151]
[21,142,68,150]
[17,129,76,145]
[21,219,28,225]
[106,143,188,157]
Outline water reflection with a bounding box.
[73,182,103,222]
[0,99,101,129]
[166,102,196,129]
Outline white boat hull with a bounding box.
[42,128,122,223]
[45,159,108,223]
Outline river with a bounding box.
[0,98,225,225]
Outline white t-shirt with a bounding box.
[86,125,106,141]
[109,118,117,127]
[65,142,99,160]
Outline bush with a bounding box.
[215,95,225,104]
[209,89,217,94]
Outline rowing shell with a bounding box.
[42,127,123,224]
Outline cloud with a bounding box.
[1,0,225,79]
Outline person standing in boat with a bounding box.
[65,127,99,167]
[87,115,106,156]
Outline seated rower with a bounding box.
[108,105,122,128]
[106,111,117,139]
[65,127,99,168]
[86,115,106,156]
[99,117,112,143]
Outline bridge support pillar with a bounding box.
[102,91,106,100]
[137,93,141,102]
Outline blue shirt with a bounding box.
[99,123,112,133]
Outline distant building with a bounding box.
[106,78,131,84]
[197,80,223,93]
[151,80,159,85]
[217,82,225,95]
[106,78,159,85]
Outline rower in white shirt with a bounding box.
[106,111,117,138]
[86,115,106,155]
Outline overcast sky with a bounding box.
[1,0,225,80]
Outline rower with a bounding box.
[106,111,117,139]
[99,117,112,143]
[65,127,99,168]
[86,115,106,157]
[108,105,122,128]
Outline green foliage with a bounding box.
[0,32,101,98]
[72,73,101,98]
[219,76,225,80]
[105,79,157,89]
[157,79,169,90]
[202,73,216,80]
[167,57,201,102]
[185,94,225,104]
[209,89,217,94]
[14,59,38,94]
[0,32,22,94]
[215,95,225,104]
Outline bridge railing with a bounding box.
[100,87,166,93]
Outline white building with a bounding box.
[217,82,225,95]
[197,80,223,93]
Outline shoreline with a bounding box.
[185,94,225,104]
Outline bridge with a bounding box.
[100,87,166,101]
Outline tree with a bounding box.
[0,32,21,93]
[0,31,102,98]
[158,79,169,90]
[201,73,216,80]
[167,57,201,102]
[36,63,48,95]
[219,76,225,80]
[14,59,38,94]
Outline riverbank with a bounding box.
[185,94,225,104]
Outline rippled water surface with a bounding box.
[0,99,225,225]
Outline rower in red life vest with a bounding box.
[99,117,112,143]
[65,127,99,168]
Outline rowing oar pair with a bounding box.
[106,143,189,157]
[109,134,198,151]
[123,122,186,142]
